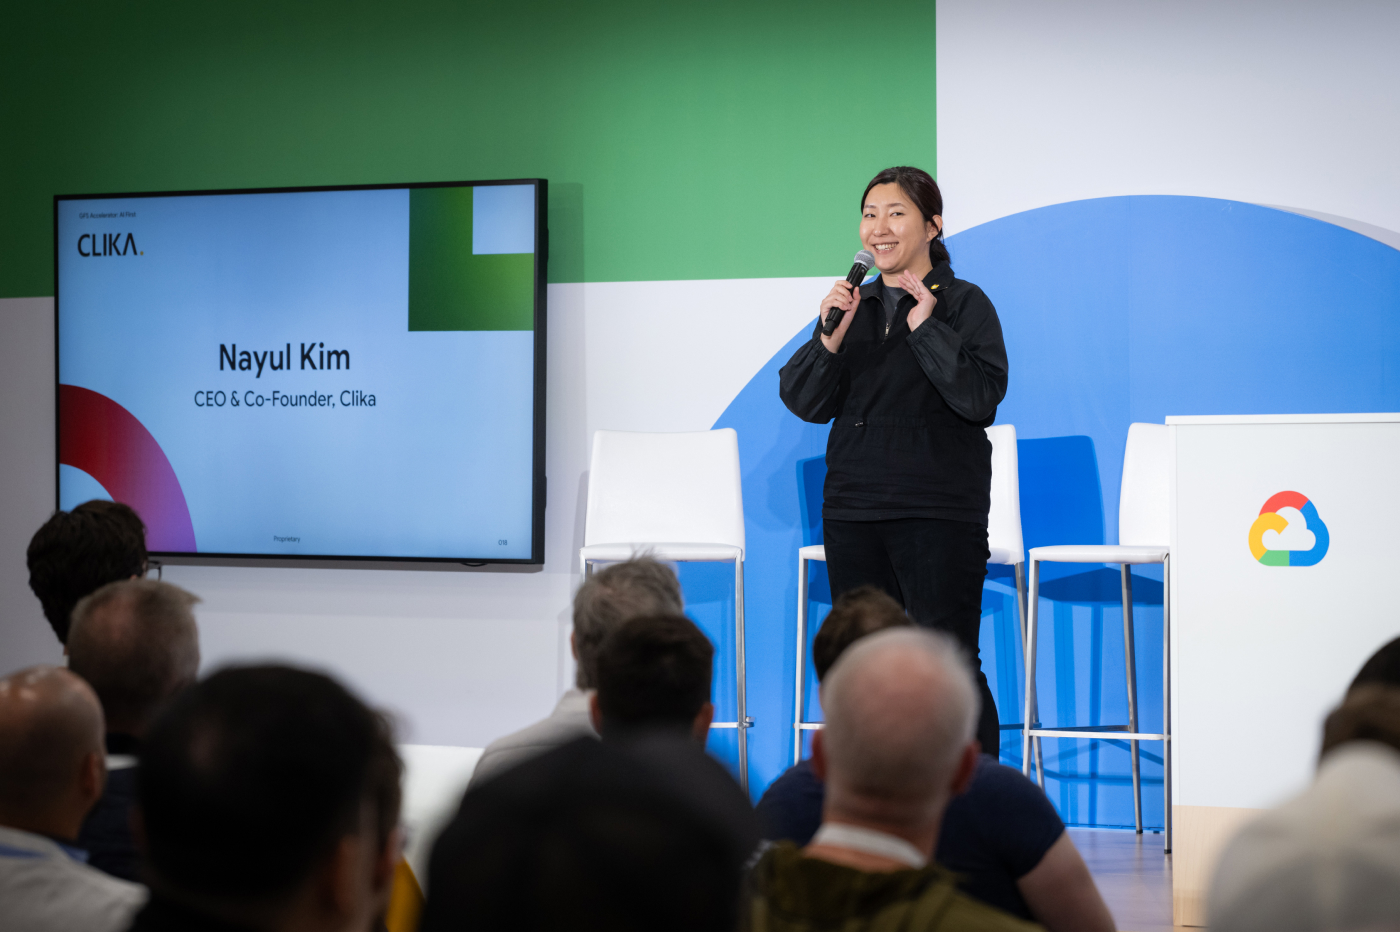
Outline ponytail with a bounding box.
[929,231,950,267]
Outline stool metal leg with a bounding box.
[1163,553,1173,853]
[1014,563,1044,786]
[1034,717,1045,788]
[735,557,749,796]
[1014,563,1029,650]
[1121,565,1143,834]
[793,553,809,766]
[1013,562,1043,786]
[1022,560,1040,784]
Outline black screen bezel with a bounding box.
[53,178,548,566]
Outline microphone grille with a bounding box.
[853,249,875,268]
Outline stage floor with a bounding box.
[1068,828,1189,932]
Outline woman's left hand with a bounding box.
[899,269,937,332]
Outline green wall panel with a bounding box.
[1,0,936,296]
[408,187,534,331]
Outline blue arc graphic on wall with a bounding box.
[695,195,1400,827]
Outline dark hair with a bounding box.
[1350,636,1400,693]
[27,500,147,644]
[1321,685,1400,758]
[422,735,758,932]
[595,614,713,734]
[862,166,950,267]
[68,579,201,734]
[572,558,684,689]
[813,585,913,682]
[138,665,401,904]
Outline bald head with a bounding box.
[0,666,106,832]
[820,629,979,823]
[69,578,200,737]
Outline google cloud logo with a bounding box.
[1248,491,1329,567]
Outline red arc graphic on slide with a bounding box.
[59,384,197,552]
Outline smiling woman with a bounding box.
[778,166,1010,758]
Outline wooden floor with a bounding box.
[1068,828,1192,932]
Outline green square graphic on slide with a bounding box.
[408,186,534,331]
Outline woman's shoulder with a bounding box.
[946,274,992,304]
[940,274,999,327]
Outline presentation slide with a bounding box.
[56,182,543,561]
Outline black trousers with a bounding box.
[823,516,1001,758]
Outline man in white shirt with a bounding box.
[467,557,683,788]
[1209,685,1400,932]
[0,666,146,932]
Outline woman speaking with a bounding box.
[780,166,1009,756]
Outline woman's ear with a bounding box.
[927,215,943,242]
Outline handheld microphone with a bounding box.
[821,249,876,336]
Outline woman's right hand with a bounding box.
[819,279,860,353]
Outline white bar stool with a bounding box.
[1021,422,1172,851]
[579,429,752,793]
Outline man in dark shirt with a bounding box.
[422,614,759,931]
[67,579,201,882]
[757,587,1113,931]
[587,613,715,742]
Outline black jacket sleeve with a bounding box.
[778,323,845,424]
[906,284,1008,423]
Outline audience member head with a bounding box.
[590,614,714,741]
[67,579,201,738]
[1349,635,1400,693]
[1321,684,1400,759]
[814,628,980,834]
[422,734,759,932]
[137,665,402,932]
[27,500,147,644]
[572,557,683,690]
[812,585,912,682]
[0,666,106,840]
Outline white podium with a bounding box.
[1168,413,1400,925]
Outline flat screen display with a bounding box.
[55,180,547,563]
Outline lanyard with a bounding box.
[810,822,928,869]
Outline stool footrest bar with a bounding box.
[1027,727,1168,740]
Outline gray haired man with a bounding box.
[748,629,1042,931]
[467,557,683,788]
[68,578,201,881]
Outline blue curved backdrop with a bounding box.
[690,195,1400,828]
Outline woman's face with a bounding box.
[860,183,940,276]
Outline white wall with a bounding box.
[0,299,62,671]
[938,0,1400,246]
[0,277,822,746]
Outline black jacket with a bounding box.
[78,733,142,882]
[778,261,1008,524]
